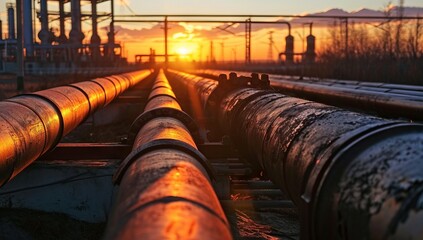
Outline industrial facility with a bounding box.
[0,1,422,239]
[0,0,123,74]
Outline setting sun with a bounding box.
[172,44,198,61]
[177,47,190,56]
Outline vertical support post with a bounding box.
[245,18,251,64]
[32,0,36,42]
[16,0,24,90]
[23,0,33,56]
[220,41,224,62]
[305,23,316,63]
[108,0,115,60]
[70,0,84,63]
[0,20,3,40]
[58,0,67,43]
[110,0,114,38]
[210,40,214,62]
[344,17,349,59]
[70,0,84,45]
[285,34,294,63]
[90,0,101,58]
[164,16,168,66]
[38,0,49,45]
[267,31,273,61]
[7,3,15,39]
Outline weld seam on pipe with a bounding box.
[15,93,65,149]
[65,84,92,117]
[128,107,198,143]
[113,138,215,184]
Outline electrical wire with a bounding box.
[119,0,137,15]
[0,173,113,195]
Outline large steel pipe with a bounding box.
[197,69,423,95]
[105,69,231,240]
[0,70,152,186]
[168,70,423,240]
[192,69,423,121]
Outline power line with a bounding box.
[267,30,274,60]
[119,0,137,15]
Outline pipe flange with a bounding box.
[113,138,215,184]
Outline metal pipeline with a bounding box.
[168,69,423,240]
[0,70,152,186]
[105,69,231,240]
[192,69,423,121]
[196,69,423,95]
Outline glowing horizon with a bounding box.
[0,0,422,62]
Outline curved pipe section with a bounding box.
[0,69,152,186]
[105,69,231,240]
[168,70,423,240]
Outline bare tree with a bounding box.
[406,18,422,58]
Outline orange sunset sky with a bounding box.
[0,0,422,62]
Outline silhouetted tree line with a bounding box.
[314,9,423,85]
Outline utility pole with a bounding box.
[199,43,203,63]
[164,16,168,65]
[210,40,214,62]
[16,0,24,90]
[398,0,404,17]
[341,17,349,59]
[345,18,348,59]
[395,0,404,56]
[267,31,274,62]
[245,18,251,64]
[220,41,224,62]
[108,0,115,61]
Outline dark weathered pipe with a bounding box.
[0,70,152,186]
[192,69,423,121]
[168,69,423,240]
[105,69,231,240]
[198,69,423,94]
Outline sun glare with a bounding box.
[171,43,199,61]
[177,47,190,56]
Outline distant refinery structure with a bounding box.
[0,1,319,74]
[0,0,123,73]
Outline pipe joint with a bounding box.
[113,138,215,184]
[128,107,200,144]
[305,123,423,239]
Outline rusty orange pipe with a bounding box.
[105,69,231,240]
[0,70,152,186]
